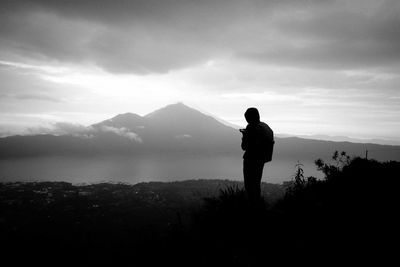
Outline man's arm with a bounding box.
[241,132,248,151]
[241,125,252,151]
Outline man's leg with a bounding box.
[243,159,265,203]
[253,160,264,201]
[243,159,254,202]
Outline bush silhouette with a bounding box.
[189,151,399,265]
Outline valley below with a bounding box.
[0,155,321,184]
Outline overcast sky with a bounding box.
[1,0,400,143]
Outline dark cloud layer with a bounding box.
[1,0,399,73]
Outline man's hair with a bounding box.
[244,107,260,124]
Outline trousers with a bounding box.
[243,159,265,202]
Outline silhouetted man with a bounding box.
[241,107,274,203]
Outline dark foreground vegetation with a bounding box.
[1,152,399,266]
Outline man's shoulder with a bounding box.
[259,122,273,131]
[259,122,274,140]
[246,122,273,134]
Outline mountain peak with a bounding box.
[144,102,197,118]
[92,112,144,130]
[92,103,235,136]
[111,112,142,121]
[172,101,186,107]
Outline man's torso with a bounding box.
[242,122,274,162]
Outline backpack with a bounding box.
[260,122,274,162]
[265,139,275,162]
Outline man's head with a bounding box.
[244,107,260,124]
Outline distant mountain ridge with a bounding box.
[93,102,234,133]
[91,102,239,154]
[276,133,400,146]
[0,103,399,162]
[0,103,241,158]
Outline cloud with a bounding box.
[0,93,63,103]
[238,1,400,70]
[27,122,93,137]
[25,122,143,142]
[100,126,142,142]
[16,94,63,102]
[1,0,399,74]
[175,134,192,139]
[0,0,225,74]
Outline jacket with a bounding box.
[241,121,274,162]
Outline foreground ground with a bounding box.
[1,155,399,266]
